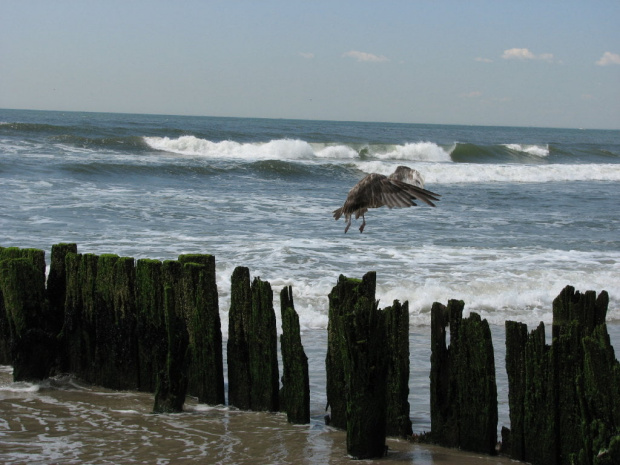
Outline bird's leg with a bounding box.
[344,218,351,233]
[359,214,366,233]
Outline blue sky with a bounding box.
[2,1,619,129]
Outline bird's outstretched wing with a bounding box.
[389,179,440,207]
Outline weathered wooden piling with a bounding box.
[93,254,139,390]
[249,276,280,412]
[227,266,252,410]
[279,285,310,424]
[62,252,99,382]
[1,247,44,364]
[580,325,620,465]
[178,254,225,406]
[326,273,379,430]
[226,268,280,412]
[342,273,389,459]
[429,299,497,455]
[384,299,413,438]
[47,243,77,337]
[0,251,56,381]
[326,272,394,459]
[135,258,165,392]
[524,322,556,464]
[153,260,189,413]
[504,320,528,460]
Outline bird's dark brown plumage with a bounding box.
[333,166,440,233]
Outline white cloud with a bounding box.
[299,52,315,59]
[475,57,493,63]
[502,48,555,62]
[343,50,389,63]
[502,48,536,60]
[596,51,620,66]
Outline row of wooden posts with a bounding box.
[0,244,619,463]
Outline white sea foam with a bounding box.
[144,136,317,160]
[209,237,620,337]
[144,136,454,162]
[504,143,550,157]
[314,144,359,159]
[357,161,620,184]
[372,142,453,162]
[0,381,40,394]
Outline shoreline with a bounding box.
[0,363,516,465]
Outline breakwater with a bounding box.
[0,244,618,463]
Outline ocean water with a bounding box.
[1,109,619,464]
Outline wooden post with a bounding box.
[0,255,54,381]
[153,260,189,413]
[62,252,98,382]
[504,320,528,460]
[227,266,252,410]
[93,254,138,390]
[326,272,389,459]
[135,258,165,392]
[0,247,46,365]
[279,285,310,424]
[179,255,224,406]
[429,300,498,454]
[47,243,77,337]
[384,299,413,438]
[248,276,279,412]
[429,300,458,446]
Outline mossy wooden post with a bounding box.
[178,254,224,406]
[94,254,138,390]
[326,274,376,429]
[279,285,310,424]
[249,276,279,412]
[550,286,617,465]
[339,272,388,459]
[62,252,98,382]
[0,247,46,365]
[522,322,557,465]
[504,320,528,460]
[47,243,78,337]
[580,324,620,465]
[153,260,189,413]
[384,299,413,438]
[457,312,497,454]
[553,287,592,464]
[227,266,252,410]
[0,247,46,282]
[93,254,116,387]
[0,255,54,381]
[135,258,165,392]
[429,300,497,455]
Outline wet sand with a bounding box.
[0,374,516,465]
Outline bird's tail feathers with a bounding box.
[332,207,343,220]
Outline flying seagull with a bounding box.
[332,166,440,233]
